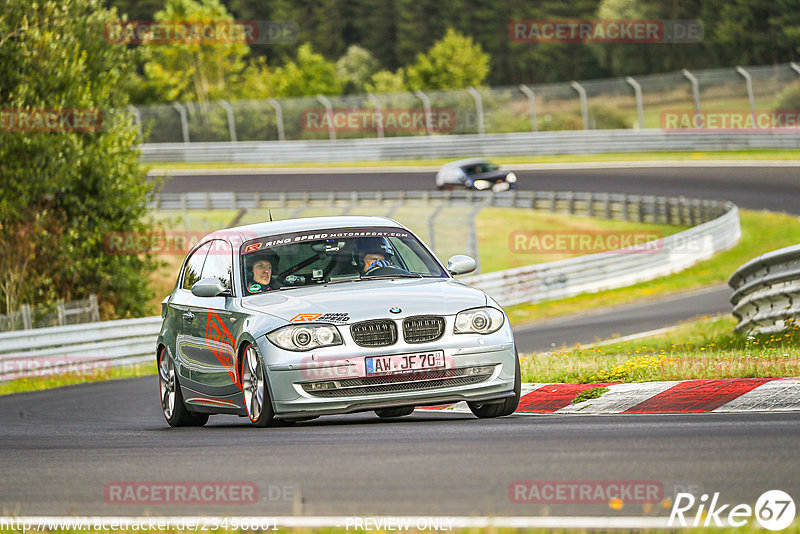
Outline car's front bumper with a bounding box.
[255,328,517,417]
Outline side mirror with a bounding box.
[191,277,229,297]
[447,255,477,276]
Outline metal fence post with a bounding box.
[367,93,384,138]
[219,100,237,142]
[172,103,190,143]
[89,294,100,322]
[570,81,589,130]
[519,85,537,132]
[414,90,434,136]
[427,204,445,251]
[735,66,757,128]
[466,87,485,135]
[21,304,32,330]
[625,76,645,130]
[682,69,702,128]
[267,98,285,141]
[127,105,142,138]
[316,95,336,140]
[468,205,483,274]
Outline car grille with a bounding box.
[301,366,495,397]
[350,319,397,347]
[403,315,445,343]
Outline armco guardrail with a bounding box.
[139,130,800,163]
[3,190,739,379]
[462,196,739,306]
[0,317,160,381]
[729,244,800,334]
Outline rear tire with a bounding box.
[158,347,208,427]
[375,406,415,418]
[468,351,521,419]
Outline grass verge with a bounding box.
[506,210,800,325]
[521,314,800,384]
[144,149,800,170]
[0,362,156,396]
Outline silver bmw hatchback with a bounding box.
[157,216,520,427]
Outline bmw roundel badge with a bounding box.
[389,307,402,314]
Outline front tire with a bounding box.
[375,406,415,418]
[158,347,208,427]
[241,344,276,427]
[468,351,521,418]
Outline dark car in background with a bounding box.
[435,158,518,192]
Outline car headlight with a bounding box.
[266,324,342,351]
[454,307,505,334]
[506,172,517,183]
[472,180,491,190]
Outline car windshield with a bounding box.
[462,162,499,175]
[240,226,447,295]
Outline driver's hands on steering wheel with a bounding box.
[364,258,393,274]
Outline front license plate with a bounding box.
[366,351,445,376]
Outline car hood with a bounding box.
[240,277,487,323]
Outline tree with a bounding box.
[337,45,380,94]
[141,0,251,104]
[405,29,490,90]
[365,70,407,94]
[0,0,157,317]
[271,43,343,97]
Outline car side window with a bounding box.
[200,240,233,290]
[181,242,211,290]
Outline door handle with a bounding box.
[182,311,195,322]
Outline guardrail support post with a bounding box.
[735,66,757,128]
[570,81,589,130]
[625,76,645,130]
[316,95,336,140]
[219,100,237,142]
[414,90,434,136]
[682,69,702,128]
[127,105,142,138]
[267,98,286,141]
[468,205,483,274]
[519,85,537,132]
[466,87,485,135]
[172,103,190,143]
[367,93,384,138]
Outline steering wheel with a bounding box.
[363,264,411,277]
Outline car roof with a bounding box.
[204,216,406,243]
[440,158,492,169]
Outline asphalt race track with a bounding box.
[4,164,799,518]
[156,165,800,214]
[1,377,800,516]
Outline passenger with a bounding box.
[247,250,280,293]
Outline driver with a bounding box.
[247,250,280,293]
[358,237,395,275]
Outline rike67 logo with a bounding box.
[669,490,795,530]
